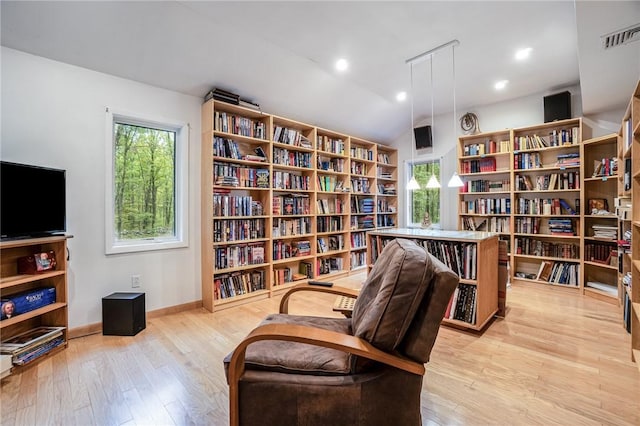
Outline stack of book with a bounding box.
[548,219,574,236]
[592,225,617,240]
[1,326,65,367]
[204,88,240,105]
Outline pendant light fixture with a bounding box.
[407,61,420,191]
[425,56,440,189]
[447,42,464,188]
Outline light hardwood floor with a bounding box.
[1,273,638,425]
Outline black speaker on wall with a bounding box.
[414,125,433,149]
[544,91,571,123]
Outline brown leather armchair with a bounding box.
[225,238,459,426]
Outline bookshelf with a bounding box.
[201,100,398,311]
[620,80,640,366]
[366,228,498,331]
[0,235,71,375]
[457,129,512,253]
[457,119,588,290]
[581,133,619,302]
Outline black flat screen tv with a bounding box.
[1,161,66,240]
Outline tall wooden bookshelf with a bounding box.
[366,228,498,331]
[581,133,619,302]
[201,100,398,311]
[620,80,640,366]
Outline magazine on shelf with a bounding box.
[0,326,65,355]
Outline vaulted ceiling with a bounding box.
[2,1,639,143]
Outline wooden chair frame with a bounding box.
[227,283,425,426]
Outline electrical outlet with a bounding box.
[131,274,141,288]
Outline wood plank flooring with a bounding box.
[1,273,639,425]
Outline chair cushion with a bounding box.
[351,238,435,352]
[224,314,354,376]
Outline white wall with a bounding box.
[393,84,625,230]
[1,47,202,329]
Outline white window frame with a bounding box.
[105,108,189,255]
[405,159,442,229]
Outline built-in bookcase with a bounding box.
[201,100,397,311]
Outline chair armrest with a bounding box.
[279,283,360,314]
[228,323,425,426]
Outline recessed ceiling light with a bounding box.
[335,58,349,71]
[494,80,509,90]
[396,91,407,102]
[515,47,532,61]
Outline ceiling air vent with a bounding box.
[602,23,640,50]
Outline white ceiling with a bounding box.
[2,1,639,143]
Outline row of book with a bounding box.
[272,171,310,191]
[350,251,367,269]
[317,156,345,172]
[318,257,344,276]
[463,139,510,156]
[317,175,344,192]
[514,217,541,234]
[513,134,550,150]
[515,172,579,191]
[317,235,345,252]
[460,198,511,215]
[273,262,314,286]
[444,284,477,325]
[273,126,312,148]
[273,240,311,260]
[514,237,579,259]
[585,242,616,264]
[592,157,617,177]
[377,153,392,164]
[316,198,344,214]
[316,136,345,155]
[272,217,311,238]
[1,326,66,367]
[317,216,343,233]
[350,232,367,249]
[214,111,267,140]
[461,179,510,193]
[215,243,265,270]
[214,270,266,300]
[351,197,374,214]
[213,194,263,217]
[462,216,510,233]
[350,161,368,175]
[532,261,579,286]
[273,147,312,168]
[415,239,477,280]
[376,215,395,228]
[514,198,575,216]
[350,147,374,161]
[514,152,542,170]
[377,199,396,213]
[214,219,266,243]
[272,194,311,215]
[214,163,269,188]
[461,157,497,174]
[350,177,371,193]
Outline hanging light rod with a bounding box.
[405,39,460,65]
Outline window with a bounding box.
[407,160,441,228]
[105,110,189,254]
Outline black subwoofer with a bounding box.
[102,292,146,336]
